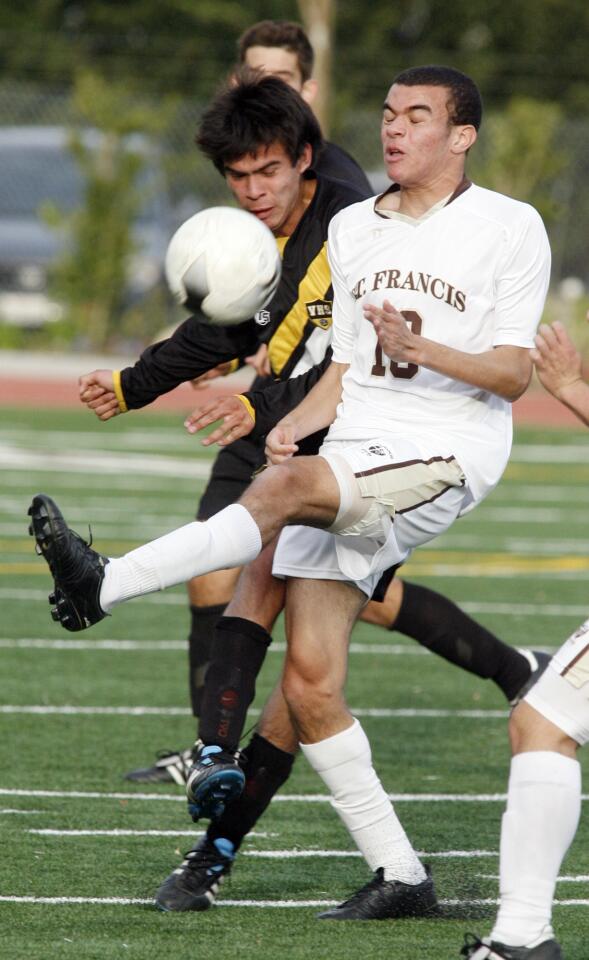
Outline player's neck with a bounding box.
[279,177,317,237]
[384,171,466,219]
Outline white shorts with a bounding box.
[525,617,589,745]
[273,436,468,594]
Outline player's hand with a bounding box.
[189,361,234,390]
[530,321,583,399]
[364,299,418,361]
[265,421,299,464]
[245,343,271,378]
[78,369,121,421]
[184,396,254,446]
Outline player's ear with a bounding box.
[452,124,477,156]
[300,78,318,105]
[296,142,314,173]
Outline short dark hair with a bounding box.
[392,65,482,131]
[237,20,314,83]
[196,71,323,174]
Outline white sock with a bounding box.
[492,750,581,947]
[300,718,426,884]
[99,503,261,612]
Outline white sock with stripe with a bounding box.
[300,718,426,884]
[492,750,581,947]
[99,503,262,611]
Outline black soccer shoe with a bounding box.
[186,744,245,822]
[317,865,438,921]
[510,650,552,707]
[124,746,197,784]
[460,932,563,959]
[28,493,108,632]
[155,836,235,912]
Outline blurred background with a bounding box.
[0,0,588,356]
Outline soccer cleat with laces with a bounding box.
[460,933,563,959]
[510,649,552,707]
[28,493,108,632]
[317,865,437,920]
[124,746,196,784]
[186,744,245,821]
[155,836,235,912]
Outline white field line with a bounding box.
[0,704,510,719]
[0,787,548,803]
[28,829,271,838]
[2,895,589,908]
[0,809,42,815]
[1,586,587,619]
[478,874,589,883]
[0,444,211,479]
[27,833,497,859]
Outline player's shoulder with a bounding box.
[327,192,379,238]
[460,183,545,231]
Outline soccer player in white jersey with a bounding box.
[29,65,551,921]
[462,319,589,960]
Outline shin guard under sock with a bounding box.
[188,602,226,717]
[198,618,272,751]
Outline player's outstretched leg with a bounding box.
[28,493,108,631]
[460,933,563,959]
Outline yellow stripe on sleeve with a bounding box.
[234,394,256,423]
[112,370,128,413]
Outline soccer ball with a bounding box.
[165,206,281,325]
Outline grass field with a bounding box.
[1,404,589,959]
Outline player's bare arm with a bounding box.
[265,361,348,464]
[531,320,589,426]
[79,369,123,421]
[364,299,532,401]
[184,395,255,445]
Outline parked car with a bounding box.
[0,126,177,327]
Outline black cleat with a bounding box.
[510,649,552,707]
[460,932,563,959]
[317,865,437,920]
[186,744,245,822]
[155,836,235,912]
[28,493,108,632]
[124,746,196,784]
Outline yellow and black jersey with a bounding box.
[116,173,369,411]
[261,173,368,381]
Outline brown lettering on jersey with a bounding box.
[430,277,446,300]
[356,268,466,312]
[372,270,389,291]
[454,290,466,312]
[400,271,417,291]
[351,277,366,300]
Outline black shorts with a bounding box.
[197,435,266,520]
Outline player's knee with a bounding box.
[281,659,340,719]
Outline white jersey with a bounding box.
[326,182,551,506]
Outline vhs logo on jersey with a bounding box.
[366,444,391,457]
[306,299,332,329]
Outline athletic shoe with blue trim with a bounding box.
[186,744,245,821]
[155,836,235,912]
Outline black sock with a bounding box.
[198,617,271,751]
[188,603,226,717]
[393,581,530,702]
[208,733,295,851]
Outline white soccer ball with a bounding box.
[165,206,281,325]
